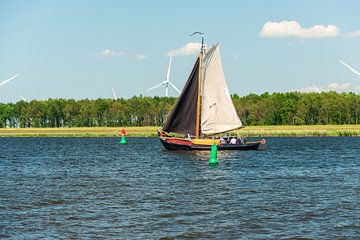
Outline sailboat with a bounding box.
[158,39,266,151]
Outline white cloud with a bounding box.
[96,49,124,57]
[298,85,324,93]
[259,20,340,38]
[328,82,350,91]
[134,54,147,60]
[345,30,360,38]
[166,42,202,57]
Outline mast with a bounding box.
[195,36,204,139]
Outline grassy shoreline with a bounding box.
[1,125,360,137]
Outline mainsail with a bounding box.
[162,58,200,135]
[201,43,242,134]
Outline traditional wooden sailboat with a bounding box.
[159,39,266,151]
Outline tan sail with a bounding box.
[200,43,242,135]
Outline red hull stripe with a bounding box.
[166,139,192,146]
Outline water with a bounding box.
[0,137,360,239]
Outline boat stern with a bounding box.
[257,139,267,150]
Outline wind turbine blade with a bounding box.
[112,88,117,100]
[0,74,19,86]
[169,82,181,93]
[339,60,360,76]
[146,82,164,92]
[166,56,172,82]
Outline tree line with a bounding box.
[0,91,359,128]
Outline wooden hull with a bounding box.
[159,137,266,151]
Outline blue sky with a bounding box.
[1,0,360,102]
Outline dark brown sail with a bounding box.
[162,57,200,135]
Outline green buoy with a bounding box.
[208,142,218,165]
[120,135,127,145]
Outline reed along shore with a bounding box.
[1,125,360,137]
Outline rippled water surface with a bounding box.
[1,137,360,239]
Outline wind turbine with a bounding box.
[146,56,180,97]
[112,88,118,100]
[20,95,27,101]
[312,83,321,93]
[339,60,360,78]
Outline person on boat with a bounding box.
[220,136,225,144]
[230,137,237,144]
[236,137,244,144]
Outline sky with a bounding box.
[1,0,360,102]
